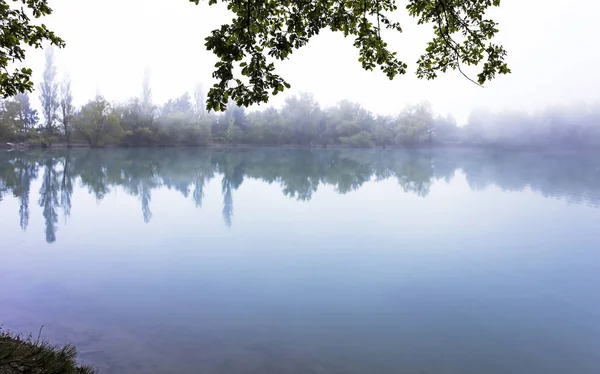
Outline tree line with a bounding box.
[1,49,599,150]
[2,148,600,243]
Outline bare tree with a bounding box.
[58,75,74,145]
[39,48,59,137]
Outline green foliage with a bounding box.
[410,0,510,85]
[0,327,95,374]
[157,93,213,146]
[73,95,122,147]
[189,0,509,111]
[112,92,215,147]
[0,99,22,140]
[281,93,321,144]
[246,107,286,145]
[0,93,39,141]
[340,131,375,147]
[118,98,156,146]
[0,0,65,98]
[0,0,508,110]
[394,103,435,145]
[0,88,462,148]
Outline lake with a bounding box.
[1,148,600,374]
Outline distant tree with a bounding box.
[39,48,60,138]
[0,0,64,98]
[116,73,158,146]
[58,76,75,145]
[433,114,459,144]
[223,102,247,143]
[156,92,212,146]
[0,99,14,140]
[463,108,494,145]
[0,94,38,140]
[74,96,122,147]
[394,102,435,145]
[15,93,39,132]
[327,100,374,145]
[141,67,153,116]
[118,98,154,146]
[194,83,206,119]
[281,93,321,145]
[246,107,286,145]
[371,115,395,146]
[161,93,193,117]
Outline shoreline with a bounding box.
[0,329,95,374]
[3,141,600,155]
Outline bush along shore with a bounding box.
[0,328,95,374]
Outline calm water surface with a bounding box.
[1,148,600,374]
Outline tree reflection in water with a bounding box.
[1,148,599,243]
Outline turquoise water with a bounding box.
[1,148,600,374]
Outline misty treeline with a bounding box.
[2,148,600,243]
[1,50,600,149]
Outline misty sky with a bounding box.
[22,0,600,123]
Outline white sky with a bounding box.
[22,0,600,124]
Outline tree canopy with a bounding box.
[190,0,510,111]
[0,0,509,109]
[0,0,64,98]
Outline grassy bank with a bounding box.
[0,328,95,374]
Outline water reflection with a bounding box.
[1,148,600,243]
[0,156,38,231]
